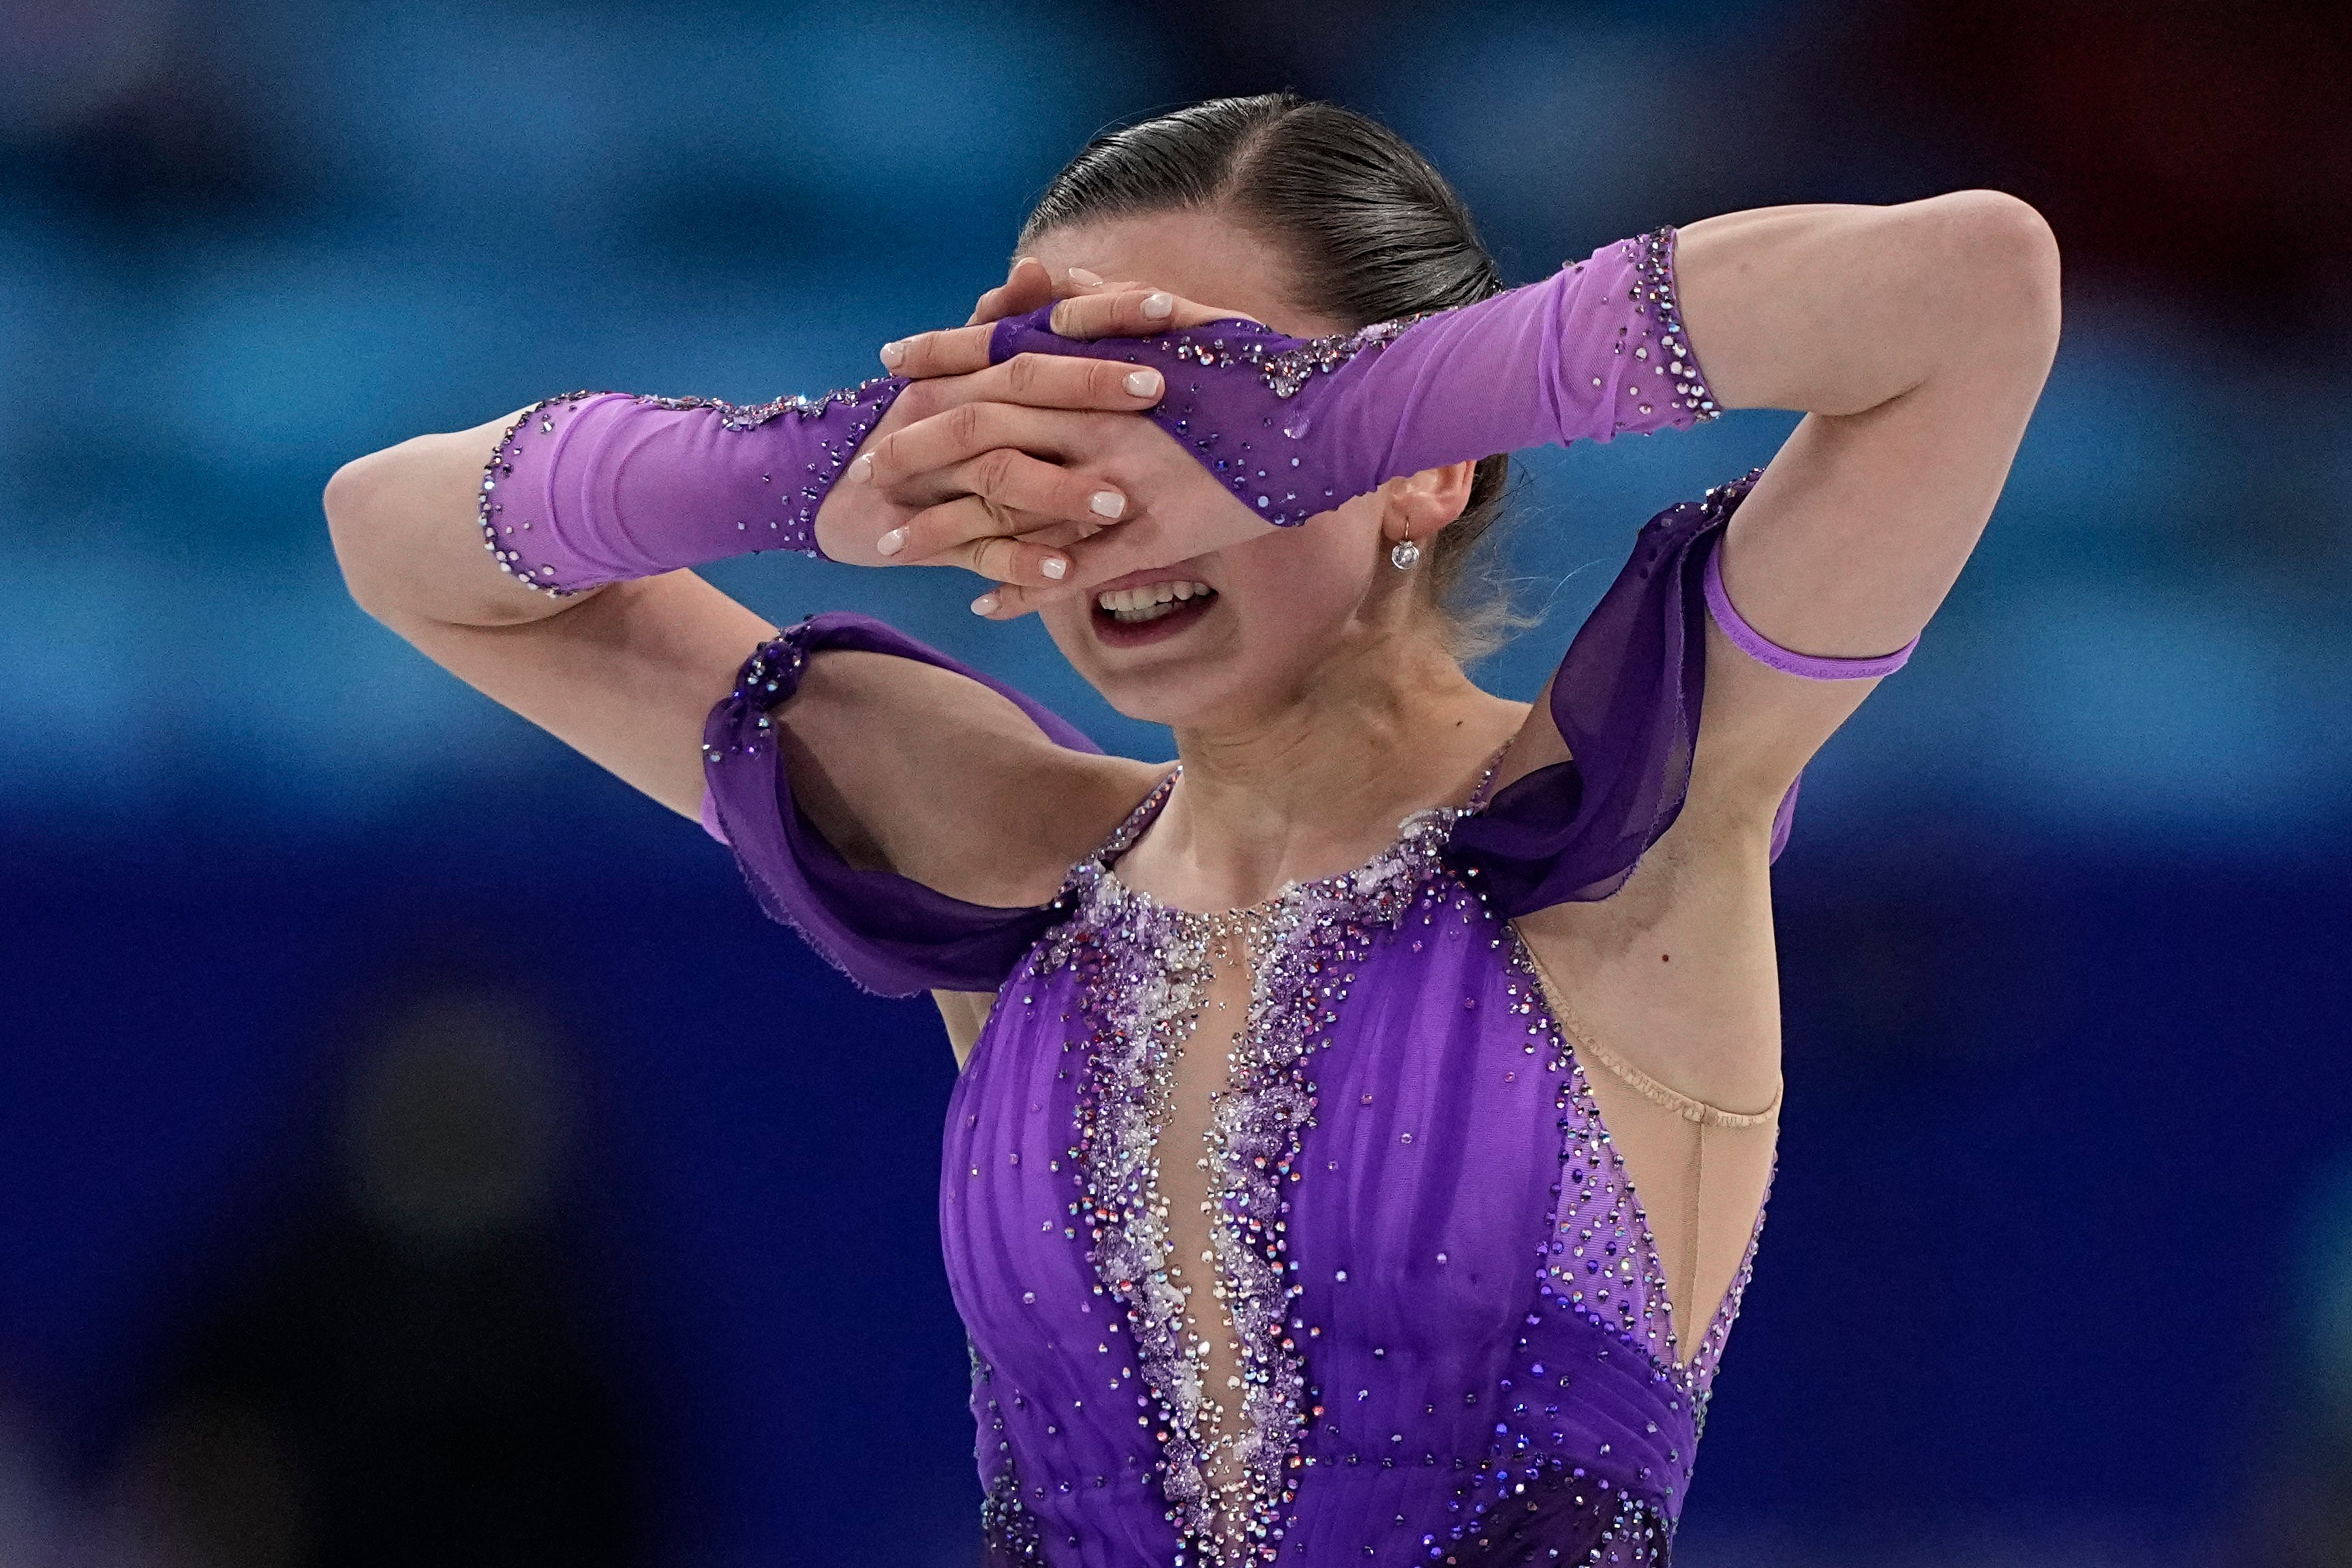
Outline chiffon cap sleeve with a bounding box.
[699,613,1098,998]
[1449,471,1797,915]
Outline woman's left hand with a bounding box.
[851,390,1272,621]
[874,262,1277,620]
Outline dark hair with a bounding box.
[1020,94,1523,656]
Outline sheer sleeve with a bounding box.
[699,612,1097,997]
[1450,470,1799,915]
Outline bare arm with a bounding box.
[883,194,2058,811]
[325,409,765,821]
[1669,191,2062,809]
[1517,193,2060,1113]
[322,382,1166,906]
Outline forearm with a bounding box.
[1673,192,2062,418]
[979,230,1719,528]
[327,373,899,628]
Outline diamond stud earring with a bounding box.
[1390,538,1421,570]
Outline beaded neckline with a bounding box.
[1084,745,1512,923]
[1009,735,1771,1562]
[1028,744,1514,1561]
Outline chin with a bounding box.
[1042,589,1252,730]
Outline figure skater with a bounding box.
[325,95,2057,1565]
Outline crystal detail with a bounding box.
[1619,228,1721,424]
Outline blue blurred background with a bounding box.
[2,1,2348,1563]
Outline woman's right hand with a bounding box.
[812,353,1168,586]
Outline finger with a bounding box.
[972,577,1075,620]
[939,515,1104,553]
[885,454,1125,559]
[881,321,994,378]
[964,256,1056,326]
[911,352,1163,414]
[1013,517,1106,549]
[964,529,1137,619]
[969,535,1140,619]
[949,444,1127,527]
[964,256,1043,325]
[850,403,1111,491]
[877,502,1099,566]
[921,529,1077,591]
[971,509,1217,619]
[1047,288,1252,339]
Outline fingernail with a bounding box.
[1089,491,1126,520]
[1041,557,1067,580]
[879,341,905,367]
[1143,292,1174,319]
[1067,267,1102,287]
[876,527,906,557]
[971,592,1000,615]
[848,453,874,483]
[1124,369,1162,398]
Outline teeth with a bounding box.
[1096,581,1215,622]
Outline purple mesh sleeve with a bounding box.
[478,380,904,595]
[1452,471,1812,908]
[1702,538,1919,679]
[987,230,1717,525]
[699,612,1099,996]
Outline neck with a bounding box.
[1138,631,1525,910]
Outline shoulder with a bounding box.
[1453,476,1750,912]
[705,614,1169,962]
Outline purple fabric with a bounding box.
[949,829,1746,1563]
[698,612,1099,997]
[700,477,1795,1560]
[476,380,903,594]
[1702,537,1919,679]
[702,474,1801,991]
[1451,470,1801,908]
[988,230,1717,526]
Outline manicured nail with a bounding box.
[1040,557,1067,580]
[1067,267,1103,287]
[875,527,906,557]
[879,341,905,368]
[1142,292,1174,319]
[971,592,1001,615]
[847,454,874,483]
[1124,369,1163,398]
[1089,490,1126,520]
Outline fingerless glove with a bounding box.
[987,230,1717,527]
[477,378,903,596]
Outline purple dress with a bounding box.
[699,477,1780,1565]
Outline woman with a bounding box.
[325,96,2057,1565]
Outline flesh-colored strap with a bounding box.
[1576,1030,1782,1128]
[1522,946,1782,1127]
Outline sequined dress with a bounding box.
[697,477,1784,1565]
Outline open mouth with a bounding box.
[1098,580,1216,623]
[1090,579,1218,647]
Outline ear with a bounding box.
[1378,461,1479,544]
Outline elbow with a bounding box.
[1928,189,2064,369]
[323,448,403,620]
[321,451,372,544]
